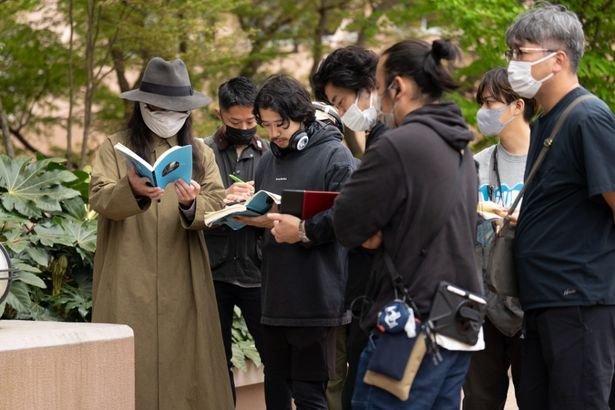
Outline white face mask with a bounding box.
[341,93,378,132]
[375,91,396,129]
[140,102,190,138]
[476,103,515,136]
[507,52,557,98]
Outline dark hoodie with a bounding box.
[255,120,356,326]
[333,102,481,331]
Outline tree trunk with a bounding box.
[111,48,132,117]
[309,0,329,81]
[0,100,15,157]
[80,0,97,169]
[66,0,75,167]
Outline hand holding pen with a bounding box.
[225,174,255,204]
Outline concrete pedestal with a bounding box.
[0,320,134,410]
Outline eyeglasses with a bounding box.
[504,47,557,61]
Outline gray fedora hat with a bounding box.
[120,57,211,111]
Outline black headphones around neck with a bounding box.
[270,128,309,157]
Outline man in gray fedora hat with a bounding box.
[90,56,233,410]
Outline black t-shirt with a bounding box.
[515,87,615,310]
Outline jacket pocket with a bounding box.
[203,229,230,270]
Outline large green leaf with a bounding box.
[32,223,74,248]
[5,280,32,314]
[0,208,30,225]
[2,229,31,254]
[0,155,79,219]
[62,219,97,254]
[13,271,46,288]
[23,246,49,267]
[62,197,89,220]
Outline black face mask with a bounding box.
[225,125,256,146]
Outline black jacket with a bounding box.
[203,128,269,286]
[255,121,356,326]
[333,102,481,331]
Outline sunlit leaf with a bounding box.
[0,155,79,219]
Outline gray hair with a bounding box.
[506,3,585,72]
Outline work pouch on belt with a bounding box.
[427,281,487,346]
[363,300,427,401]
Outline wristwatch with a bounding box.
[298,220,311,243]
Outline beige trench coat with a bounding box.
[90,132,233,410]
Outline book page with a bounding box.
[204,190,281,230]
[152,145,193,188]
[114,143,155,186]
[477,200,503,220]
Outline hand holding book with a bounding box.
[204,190,281,230]
[128,164,164,201]
[175,179,201,208]
[267,212,302,244]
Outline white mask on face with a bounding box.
[341,93,378,132]
[476,103,515,136]
[507,52,557,98]
[375,91,396,129]
[140,102,190,138]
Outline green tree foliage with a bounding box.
[414,0,614,121]
[0,155,96,321]
[0,1,77,154]
[3,0,611,161]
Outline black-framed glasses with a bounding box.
[504,47,557,61]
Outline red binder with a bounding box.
[281,190,339,219]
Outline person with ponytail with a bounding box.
[333,39,482,409]
[90,57,233,410]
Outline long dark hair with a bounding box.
[126,102,204,180]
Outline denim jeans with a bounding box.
[352,335,472,410]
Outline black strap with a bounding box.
[490,147,503,203]
[139,81,194,97]
[503,94,594,220]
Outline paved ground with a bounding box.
[237,380,519,409]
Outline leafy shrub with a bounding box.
[0,154,261,370]
[0,155,95,321]
[231,306,262,371]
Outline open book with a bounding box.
[477,200,503,220]
[204,190,281,230]
[114,143,192,188]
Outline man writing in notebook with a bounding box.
[238,74,356,410]
[202,76,270,405]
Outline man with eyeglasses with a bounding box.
[505,4,615,410]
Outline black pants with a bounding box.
[519,306,615,410]
[214,281,266,404]
[260,325,336,410]
[341,318,369,410]
[462,318,522,410]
